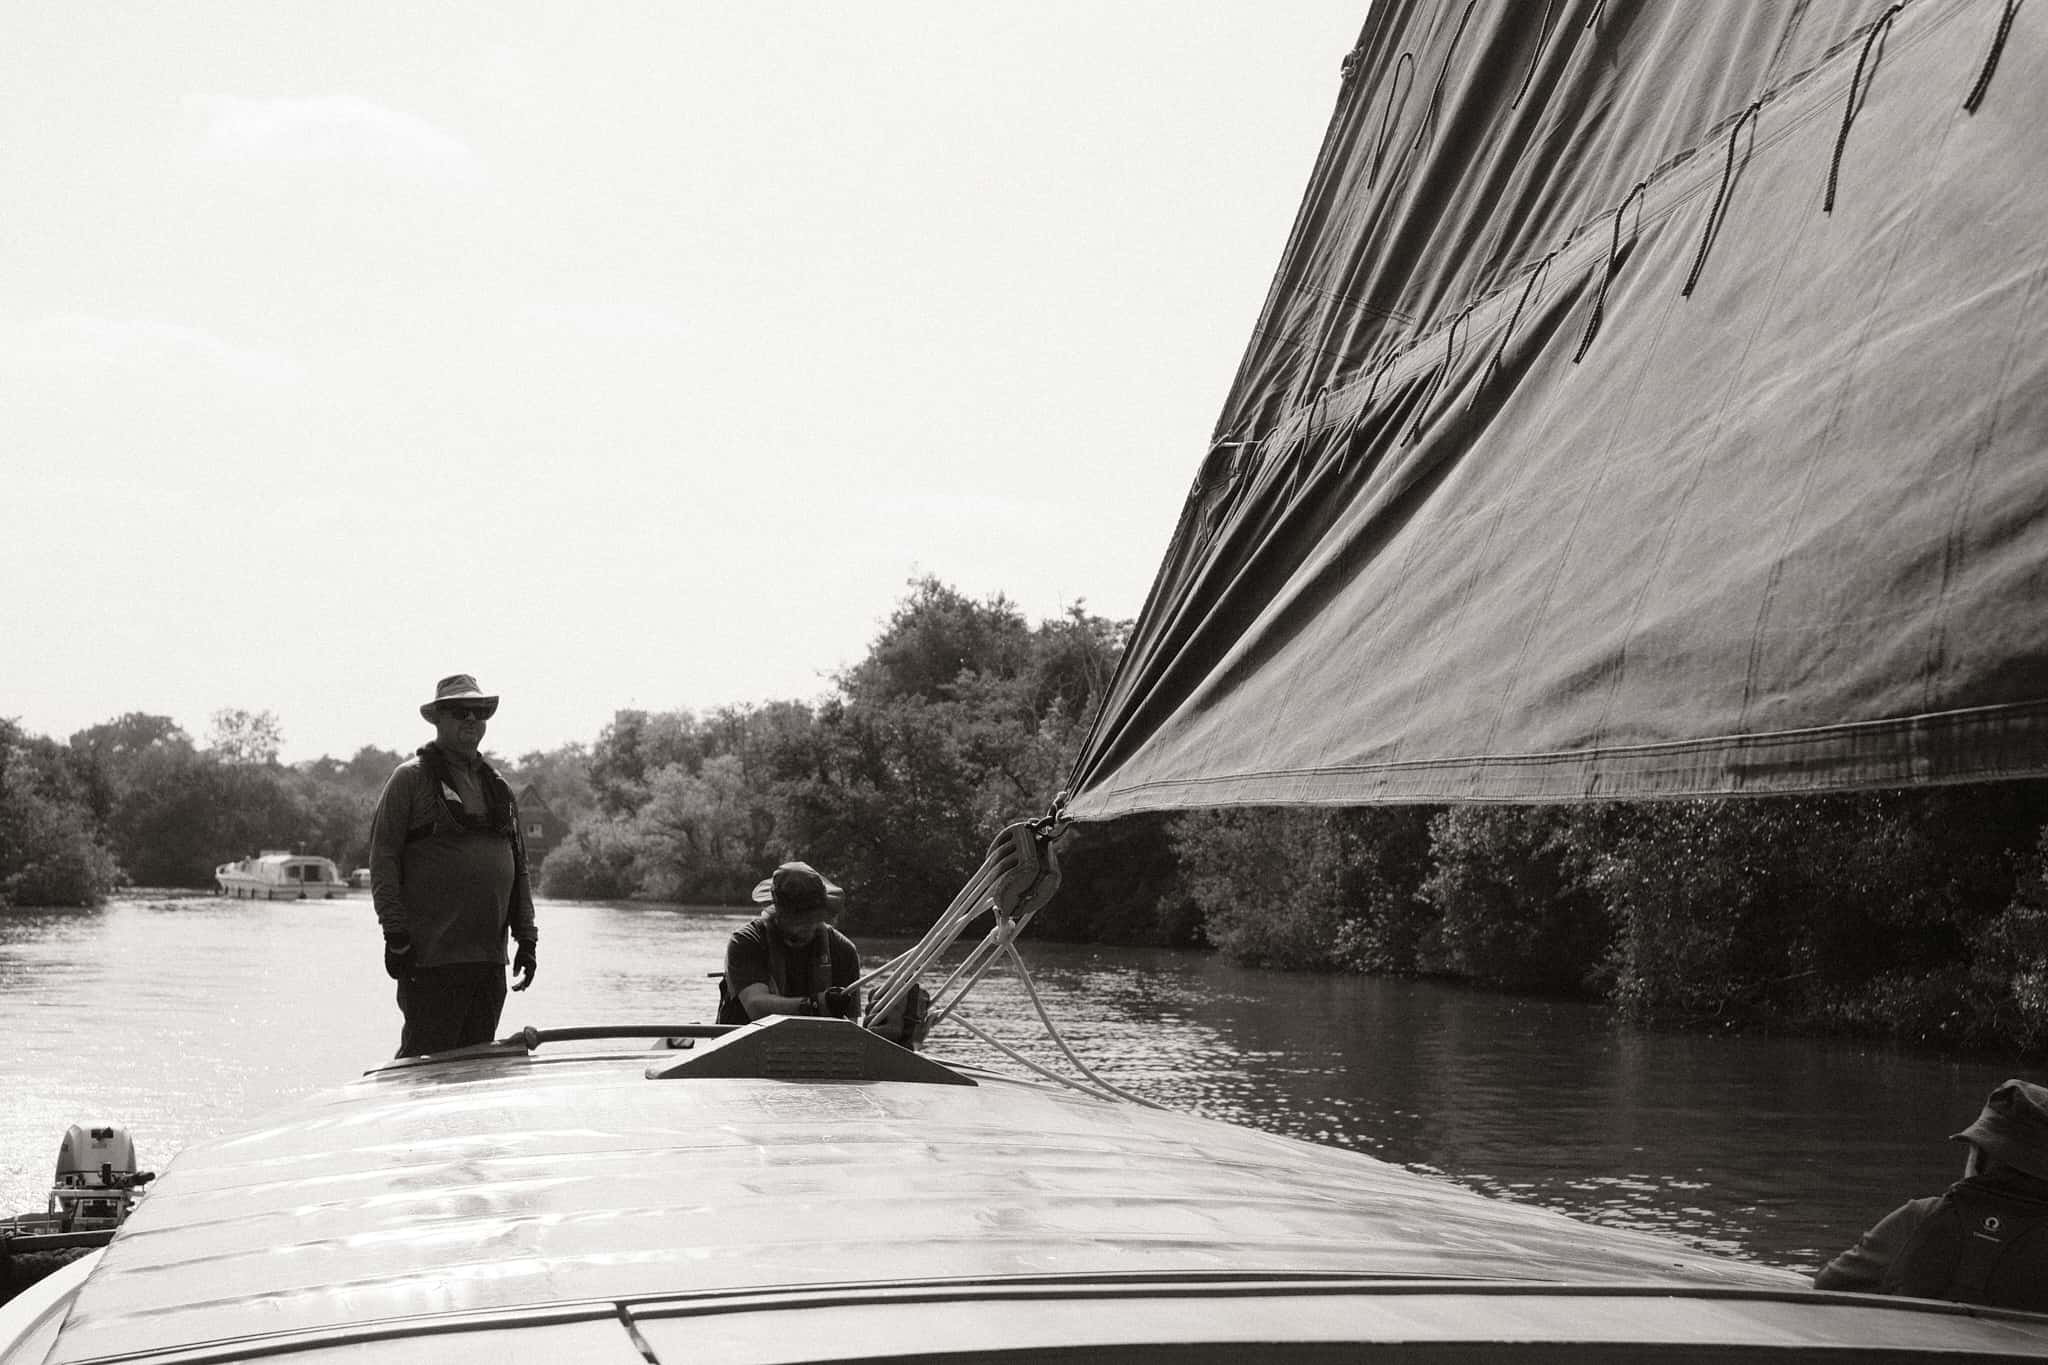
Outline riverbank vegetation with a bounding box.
[6,576,2048,1052]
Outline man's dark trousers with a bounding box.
[395,963,507,1057]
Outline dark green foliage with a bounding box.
[1033,813,1194,946]
[1583,787,2048,1041]
[15,574,2048,1058]
[537,818,643,900]
[0,719,118,906]
[1172,807,1438,971]
[546,578,1124,934]
[1420,806,1611,993]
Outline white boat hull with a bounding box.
[6,1018,2046,1363]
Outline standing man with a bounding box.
[370,673,538,1057]
[717,861,860,1024]
[1815,1078,2048,1309]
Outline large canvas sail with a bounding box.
[1066,0,2048,819]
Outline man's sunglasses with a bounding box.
[439,704,493,722]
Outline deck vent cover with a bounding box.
[645,1015,976,1086]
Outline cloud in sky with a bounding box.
[10,313,301,389]
[183,93,486,187]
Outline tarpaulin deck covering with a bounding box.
[1066,0,2048,818]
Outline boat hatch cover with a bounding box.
[645,1015,976,1085]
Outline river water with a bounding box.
[1,892,2029,1276]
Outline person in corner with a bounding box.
[369,673,538,1058]
[1813,1078,2048,1310]
[717,860,860,1024]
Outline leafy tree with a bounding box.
[66,713,194,825]
[632,755,765,902]
[1,719,118,906]
[1420,806,1611,993]
[112,749,305,886]
[341,745,408,790]
[506,742,596,827]
[1172,806,1438,970]
[537,817,643,900]
[843,577,1032,705]
[587,709,705,816]
[206,708,284,766]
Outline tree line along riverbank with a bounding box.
[6,577,2048,1053]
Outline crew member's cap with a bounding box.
[751,861,844,917]
[420,674,500,722]
[1953,1079,2048,1181]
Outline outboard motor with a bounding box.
[51,1124,153,1230]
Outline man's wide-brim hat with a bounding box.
[752,861,844,917]
[420,674,500,722]
[1954,1078,2048,1181]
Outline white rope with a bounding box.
[855,817,1157,1107]
[994,938,1160,1109]
[951,1013,1137,1105]
[859,845,1016,1017]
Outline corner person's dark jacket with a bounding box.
[1815,1168,2048,1310]
[369,743,537,968]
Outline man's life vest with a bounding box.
[406,745,519,845]
[715,921,834,1025]
[1886,1177,2048,1310]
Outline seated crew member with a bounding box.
[717,861,860,1023]
[1814,1078,2048,1310]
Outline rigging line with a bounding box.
[948,1014,1133,1107]
[1337,399,1372,467]
[999,937,1163,1109]
[1407,307,1470,445]
[1363,348,1401,408]
[860,850,1015,1017]
[1511,0,1559,109]
[1964,0,2022,113]
[1682,100,1765,298]
[924,929,1008,1021]
[1367,52,1416,187]
[1486,251,1558,384]
[1286,386,1332,500]
[1413,0,1479,155]
[1825,4,1905,213]
[1571,180,1648,364]
[1584,0,1606,30]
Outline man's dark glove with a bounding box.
[819,986,857,1020]
[382,931,413,981]
[512,942,537,992]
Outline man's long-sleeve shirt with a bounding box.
[369,747,536,968]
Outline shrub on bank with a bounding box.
[1173,807,1437,971]
[537,818,643,900]
[0,721,118,908]
[1158,783,2048,1052]
[1419,806,1609,993]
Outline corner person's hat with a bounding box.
[420,674,500,722]
[751,861,845,917]
[1954,1078,2048,1180]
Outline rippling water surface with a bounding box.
[0,893,2024,1273]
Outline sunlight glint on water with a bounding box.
[0,894,2015,1274]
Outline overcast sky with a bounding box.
[3,3,1367,763]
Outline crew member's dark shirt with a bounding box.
[368,745,536,967]
[723,915,858,1015]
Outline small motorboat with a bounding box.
[0,1124,152,1256]
[213,852,350,900]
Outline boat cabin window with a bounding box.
[287,865,304,880]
